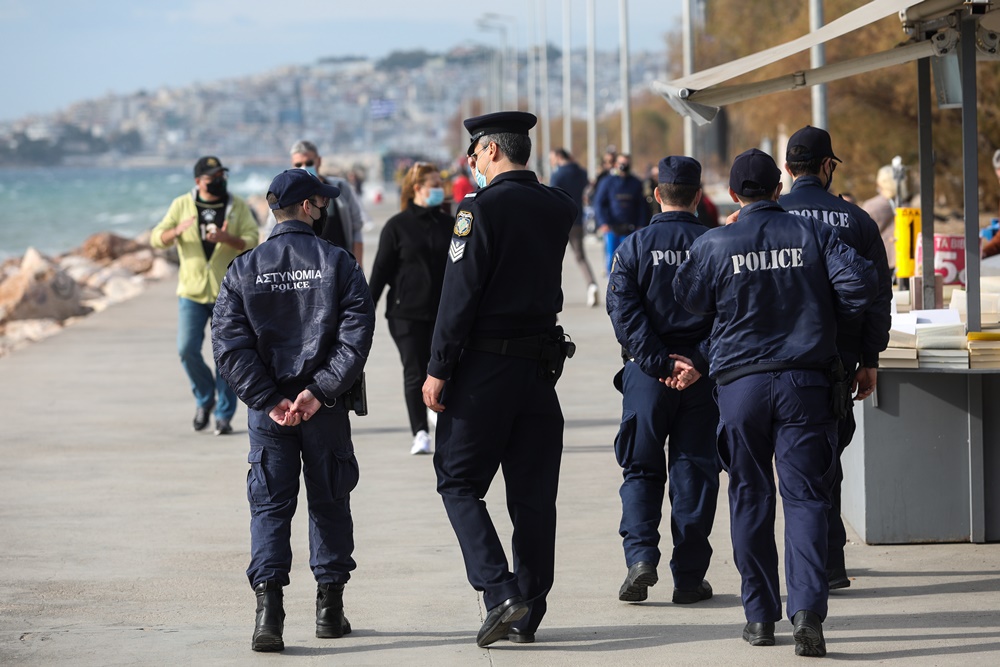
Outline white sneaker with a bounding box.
[427,408,438,429]
[587,283,599,308]
[410,429,432,455]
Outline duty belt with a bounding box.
[464,335,550,360]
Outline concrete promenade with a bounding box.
[1,198,998,666]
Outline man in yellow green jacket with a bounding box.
[152,156,260,434]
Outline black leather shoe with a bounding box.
[742,622,775,646]
[214,418,233,436]
[193,401,214,431]
[316,582,352,639]
[251,581,284,652]
[618,561,658,602]
[673,579,713,604]
[476,596,528,648]
[828,568,851,589]
[792,610,827,657]
[507,626,535,643]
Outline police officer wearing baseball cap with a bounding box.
[212,168,375,652]
[606,156,720,606]
[673,148,877,657]
[779,126,892,591]
[421,111,577,647]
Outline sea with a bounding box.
[0,164,286,261]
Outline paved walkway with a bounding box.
[1,198,998,665]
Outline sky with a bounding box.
[0,0,684,122]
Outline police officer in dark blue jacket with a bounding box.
[606,156,720,606]
[212,169,375,652]
[594,153,649,275]
[779,126,892,591]
[421,111,577,648]
[673,149,876,658]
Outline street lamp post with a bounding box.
[477,18,507,110]
[484,13,520,110]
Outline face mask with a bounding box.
[425,187,445,207]
[304,166,318,177]
[825,162,836,192]
[617,164,630,175]
[206,177,228,198]
[472,146,490,188]
[308,201,328,227]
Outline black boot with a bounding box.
[251,581,285,652]
[316,582,352,639]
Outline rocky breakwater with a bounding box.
[0,232,177,357]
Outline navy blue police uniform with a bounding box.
[606,156,720,603]
[593,166,648,274]
[673,149,876,651]
[778,126,892,585]
[212,171,375,599]
[427,112,577,644]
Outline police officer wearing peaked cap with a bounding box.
[212,168,376,652]
[779,126,892,592]
[606,156,721,606]
[421,111,578,647]
[672,149,877,657]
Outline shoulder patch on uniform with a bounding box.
[449,239,467,263]
[454,210,473,237]
[464,192,477,198]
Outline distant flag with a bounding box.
[369,99,396,120]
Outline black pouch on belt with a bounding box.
[829,357,852,420]
[540,326,576,384]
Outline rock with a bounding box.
[0,319,62,358]
[111,249,154,275]
[99,274,145,305]
[74,232,146,264]
[85,265,137,291]
[0,249,91,323]
[144,256,177,281]
[58,254,103,284]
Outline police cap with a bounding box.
[729,148,781,198]
[464,111,537,156]
[658,156,701,186]
[786,125,841,163]
[267,169,341,209]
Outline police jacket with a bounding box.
[672,200,877,385]
[212,220,375,411]
[550,162,589,226]
[427,170,576,380]
[780,175,892,367]
[593,172,648,233]
[607,211,714,379]
[368,202,453,322]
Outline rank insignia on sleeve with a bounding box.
[454,210,473,237]
[449,239,466,263]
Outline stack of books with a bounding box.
[883,312,917,369]
[892,290,911,314]
[916,322,969,369]
[968,332,1000,370]
[948,289,1000,328]
[880,347,918,369]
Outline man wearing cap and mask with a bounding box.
[673,148,876,658]
[152,156,260,435]
[779,126,892,592]
[593,153,649,275]
[421,111,577,647]
[606,156,720,607]
[212,169,375,652]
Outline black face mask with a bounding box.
[618,164,631,175]
[206,177,228,198]
[310,202,328,228]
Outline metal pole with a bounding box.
[682,0,694,157]
[618,0,632,155]
[917,56,936,309]
[539,0,552,181]
[960,13,981,332]
[586,0,597,178]
[527,3,538,172]
[810,0,828,129]
[562,0,572,151]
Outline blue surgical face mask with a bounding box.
[304,165,318,177]
[472,146,490,188]
[425,187,445,207]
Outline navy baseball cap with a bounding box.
[267,169,341,209]
[786,125,841,163]
[194,156,228,178]
[729,149,781,197]
[464,111,537,155]
[658,156,702,186]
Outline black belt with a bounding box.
[465,335,550,360]
[715,361,829,386]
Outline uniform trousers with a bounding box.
[387,317,434,435]
[614,361,720,589]
[246,406,359,588]
[828,353,860,574]
[716,370,837,623]
[433,350,564,634]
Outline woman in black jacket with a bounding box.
[369,162,454,454]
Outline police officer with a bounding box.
[779,126,892,590]
[606,156,720,606]
[593,153,648,275]
[673,149,876,658]
[212,169,375,652]
[421,111,577,647]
